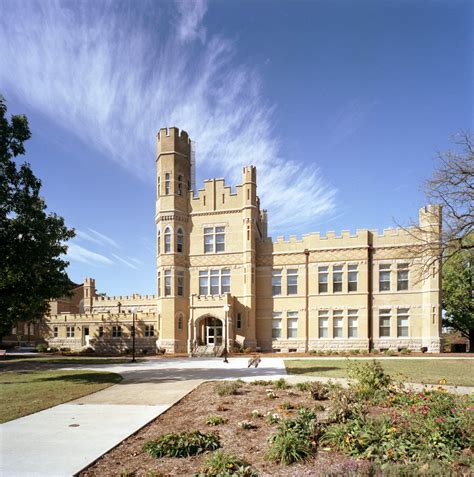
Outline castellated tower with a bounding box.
[156,127,191,353]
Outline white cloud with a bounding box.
[76,228,119,249]
[66,243,114,266]
[0,0,337,235]
[111,253,140,271]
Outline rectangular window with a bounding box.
[165,173,170,195]
[66,326,74,338]
[199,269,231,295]
[318,266,328,293]
[318,310,329,338]
[145,325,155,337]
[272,312,282,339]
[333,310,343,338]
[287,313,298,339]
[379,309,391,337]
[157,272,161,297]
[53,326,58,338]
[236,312,242,329]
[333,265,343,293]
[397,308,409,337]
[98,326,104,337]
[287,269,298,295]
[348,310,358,338]
[177,271,184,296]
[348,264,358,292]
[397,263,409,291]
[204,226,225,253]
[165,270,172,296]
[379,264,391,291]
[112,326,122,338]
[272,269,282,296]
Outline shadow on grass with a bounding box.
[40,372,122,384]
[285,366,341,375]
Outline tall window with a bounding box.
[287,312,298,339]
[98,326,104,337]
[53,326,58,338]
[157,271,161,297]
[112,326,122,337]
[379,264,391,291]
[287,269,298,295]
[164,227,171,253]
[177,315,183,330]
[157,176,160,197]
[177,271,184,296]
[177,228,184,253]
[333,310,343,338]
[204,226,225,253]
[397,263,409,291]
[164,270,172,296]
[165,173,170,194]
[318,266,328,293]
[272,269,282,296]
[199,269,231,295]
[66,326,75,338]
[145,325,155,337]
[333,265,343,293]
[236,312,242,329]
[348,264,358,292]
[348,310,358,338]
[272,312,282,339]
[177,175,183,196]
[318,310,329,338]
[157,230,161,255]
[397,308,409,337]
[379,309,391,337]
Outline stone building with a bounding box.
[4,127,442,354]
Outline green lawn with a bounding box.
[284,359,474,386]
[3,356,140,364]
[0,370,122,423]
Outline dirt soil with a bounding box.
[80,381,373,477]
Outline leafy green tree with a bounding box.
[442,243,474,351]
[0,95,75,338]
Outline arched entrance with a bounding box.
[205,317,223,346]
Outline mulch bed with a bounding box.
[80,381,372,477]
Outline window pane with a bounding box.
[319,318,328,338]
[199,275,208,295]
[210,275,219,295]
[287,318,298,338]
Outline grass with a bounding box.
[2,356,139,364]
[0,369,122,423]
[284,359,474,386]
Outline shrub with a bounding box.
[309,381,331,401]
[214,381,241,396]
[295,381,313,392]
[196,450,258,477]
[273,378,290,389]
[266,389,277,399]
[238,420,257,430]
[347,360,391,401]
[250,409,262,418]
[280,401,295,411]
[250,380,272,386]
[266,412,281,425]
[144,431,220,458]
[400,348,411,355]
[206,415,227,426]
[36,344,48,352]
[383,349,396,356]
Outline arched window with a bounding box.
[177,228,184,253]
[177,314,183,330]
[165,173,171,195]
[164,227,171,253]
[177,175,183,196]
[157,230,161,255]
[157,176,160,197]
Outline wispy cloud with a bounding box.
[66,243,114,266]
[0,0,337,234]
[76,228,120,249]
[111,253,140,270]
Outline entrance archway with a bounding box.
[205,317,223,346]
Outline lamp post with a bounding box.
[131,307,137,363]
[223,304,230,363]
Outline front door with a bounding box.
[206,318,223,346]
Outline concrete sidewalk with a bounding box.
[0,357,287,477]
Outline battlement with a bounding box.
[47,312,157,322]
[92,294,157,302]
[157,127,191,158]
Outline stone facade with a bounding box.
[5,126,442,355]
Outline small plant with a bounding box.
[206,415,227,426]
[214,381,242,396]
[266,389,277,399]
[383,349,396,356]
[238,420,257,430]
[36,343,48,352]
[250,409,262,418]
[196,450,258,477]
[250,379,272,386]
[143,430,220,458]
[295,381,312,392]
[273,378,290,389]
[400,348,411,355]
[309,381,331,401]
[266,412,281,425]
[279,401,295,411]
[216,404,228,412]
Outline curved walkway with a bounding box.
[1,357,472,477]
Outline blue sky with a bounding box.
[1,0,472,295]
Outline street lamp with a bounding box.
[223,304,230,363]
[131,307,137,363]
